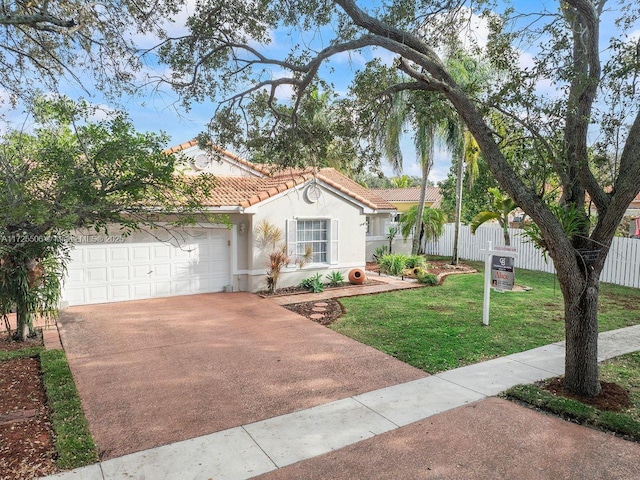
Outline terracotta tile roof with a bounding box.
[202,168,395,211]
[165,140,396,211]
[202,174,313,208]
[314,169,396,211]
[370,187,443,204]
[164,139,271,175]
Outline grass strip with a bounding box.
[504,351,640,441]
[40,349,99,469]
[504,383,640,441]
[0,346,44,361]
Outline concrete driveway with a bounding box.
[58,292,426,460]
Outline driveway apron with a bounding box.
[58,292,426,460]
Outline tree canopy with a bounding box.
[0,1,183,101]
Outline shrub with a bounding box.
[309,276,325,293]
[378,254,409,277]
[417,271,438,285]
[301,273,324,292]
[373,245,388,261]
[325,271,345,287]
[266,246,290,293]
[405,255,426,269]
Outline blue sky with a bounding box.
[1,1,637,184]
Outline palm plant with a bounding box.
[399,206,446,254]
[470,188,518,246]
[375,90,443,255]
[440,53,487,264]
[390,175,413,188]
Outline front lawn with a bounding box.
[334,261,640,374]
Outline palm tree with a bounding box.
[439,53,486,264]
[376,90,443,255]
[398,205,446,253]
[449,129,481,264]
[470,188,518,246]
[389,175,413,188]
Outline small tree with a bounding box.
[387,226,398,254]
[470,188,519,246]
[0,98,216,341]
[399,206,446,254]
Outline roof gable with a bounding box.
[165,140,395,212]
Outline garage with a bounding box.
[61,227,231,306]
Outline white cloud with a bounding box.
[332,50,367,68]
[370,46,397,67]
[127,1,198,49]
[457,10,491,51]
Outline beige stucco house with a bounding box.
[60,140,396,306]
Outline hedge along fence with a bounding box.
[424,224,640,289]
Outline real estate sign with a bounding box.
[491,255,515,291]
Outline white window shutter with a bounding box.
[287,219,297,267]
[330,219,339,265]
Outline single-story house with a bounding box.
[60,140,396,306]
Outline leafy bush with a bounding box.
[417,271,438,285]
[266,246,290,293]
[405,255,426,269]
[378,254,409,276]
[301,273,324,292]
[300,275,316,289]
[309,276,325,293]
[325,271,345,287]
[373,245,388,261]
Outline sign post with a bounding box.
[480,241,518,326]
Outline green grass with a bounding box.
[334,260,640,374]
[504,352,640,441]
[40,349,99,469]
[0,346,44,361]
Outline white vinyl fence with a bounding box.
[424,224,640,289]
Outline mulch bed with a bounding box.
[0,333,58,480]
[283,299,345,326]
[366,259,477,285]
[543,377,631,412]
[260,278,385,298]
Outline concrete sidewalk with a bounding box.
[43,324,640,480]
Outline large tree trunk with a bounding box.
[559,263,602,396]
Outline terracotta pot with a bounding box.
[348,268,366,285]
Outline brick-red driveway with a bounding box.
[58,292,426,459]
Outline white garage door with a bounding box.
[62,228,231,306]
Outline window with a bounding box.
[297,220,328,263]
[287,218,338,265]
